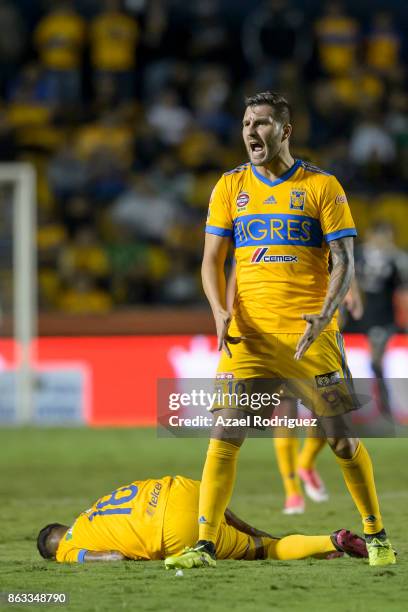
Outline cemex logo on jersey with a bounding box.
[251,248,298,263]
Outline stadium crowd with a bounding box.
[0,0,407,314]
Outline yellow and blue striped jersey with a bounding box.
[56,477,172,562]
[206,159,356,334]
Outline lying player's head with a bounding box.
[242,91,292,166]
[37,523,68,560]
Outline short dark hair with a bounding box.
[37,523,64,559]
[245,91,291,124]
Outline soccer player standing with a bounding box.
[168,91,395,568]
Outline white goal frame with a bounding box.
[0,163,37,423]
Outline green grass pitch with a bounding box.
[0,429,407,612]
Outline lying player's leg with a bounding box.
[165,512,368,568]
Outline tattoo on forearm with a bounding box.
[321,237,354,320]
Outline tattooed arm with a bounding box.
[295,237,354,360]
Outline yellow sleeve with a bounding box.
[319,175,357,242]
[56,546,88,563]
[205,175,233,238]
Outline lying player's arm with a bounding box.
[202,234,242,356]
[224,508,278,539]
[295,237,354,359]
[82,550,128,562]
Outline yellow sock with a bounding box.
[198,439,240,543]
[264,534,335,560]
[274,437,302,498]
[336,441,383,534]
[298,437,326,471]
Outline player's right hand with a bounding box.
[215,308,245,357]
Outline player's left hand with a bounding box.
[343,290,364,320]
[294,314,330,360]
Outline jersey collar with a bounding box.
[251,159,302,187]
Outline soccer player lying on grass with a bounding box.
[37,475,367,567]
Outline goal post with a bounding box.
[0,163,37,424]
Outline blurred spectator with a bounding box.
[386,91,408,181]
[178,128,224,169]
[90,0,139,100]
[147,89,192,146]
[75,108,133,200]
[58,274,113,313]
[75,109,133,165]
[143,0,168,54]
[188,0,235,65]
[158,252,199,304]
[34,0,85,103]
[150,151,192,203]
[37,207,67,309]
[105,222,171,304]
[0,0,25,96]
[315,0,359,76]
[243,0,309,89]
[366,12,402,75]
[59,196,95,237]
[7,62,54,108]
[191,66,234,141]
[308,80,353,147]
[0,108,17,160]
[109,173,182,241]
[331,67,384,111]
[6,63,58,152]
[350,110,396,185]
[58,226,111,282]
[48,135,87,201]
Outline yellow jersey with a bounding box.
[90,12,139,71]
[206,160,356,335]
[56,477,172,562]
[34,13,85,70]
[315,15,358,74]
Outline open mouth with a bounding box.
[249,141,264,154]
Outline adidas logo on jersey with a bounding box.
[263,195,277,204]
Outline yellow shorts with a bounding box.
[215,331,356,417]
[162,476,255,559]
